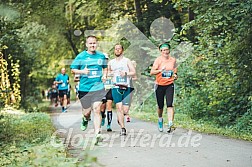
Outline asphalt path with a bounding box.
[50,101,252,167]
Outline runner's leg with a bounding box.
[100,98,106,126]
[166,83,175,127]
[63,94,67,111]
[155,85,165,117]
[106,99,113,131]
[93,101,103,134]
[155,85,166,131]
[116,102,124,128]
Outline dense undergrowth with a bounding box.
[0,106,98,167]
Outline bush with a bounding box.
[0,111,54,146]
[0,109,99,166]
[0,143,98,167]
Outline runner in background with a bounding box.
[74,74,80,101]
[55,67,69,113]
[50,83,59,107]
[41,90,45,99]
[67,84,72,105]
[100,53,113,132]
[74,82,79,101]
[45,89,49,101]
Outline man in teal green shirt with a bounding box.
[55,68,69,112]
[70,35,107,141]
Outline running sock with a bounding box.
[158,117,163,122]
[107,111,112,125]
[168,121,173,126]
[101,111,106,118]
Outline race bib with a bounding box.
[115,76,128,86]
[162,70,173,78]
[61,83,66,87]
[104,78,114,90]
[88,69,102,78]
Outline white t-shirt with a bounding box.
[109,57,130,88]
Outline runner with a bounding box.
[70,35,108,141]
[108,44,136,135]
[67,84,71,105]
[150,43,178,133]
[74,74,80,101]
[74,82,80,101]
[50,83,59,107]
[55,68,69,113]
[101,86,113,132]
[100,53,113,132]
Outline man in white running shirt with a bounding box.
[108,44,136,135]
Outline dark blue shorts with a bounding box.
[59,89,68,98]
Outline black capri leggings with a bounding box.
[155,83,174,109]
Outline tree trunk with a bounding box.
[134,0,142,22]
[134,0,144,32]
[64,29,79,56]
[188,7,195,21]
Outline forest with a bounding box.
[1,0,251,137]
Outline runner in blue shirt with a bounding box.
[70,35,108,143]
[55,68,69,112]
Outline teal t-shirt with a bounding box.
[70,50,107,92]
[55,74,69,90]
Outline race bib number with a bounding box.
[61,83,66,87]
[115,76,128,86]
[88,69,102,78]
[162,70,173,78]
[104,79,114,90]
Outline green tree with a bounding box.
[174,0,252,130]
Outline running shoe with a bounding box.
[95,133,103,145]
[61,108,67,113]
[158,119,163,132]
[107,125,112,132]
[167,122,174,133]
[120,128,126,136]
[168,122,173,128]
[81,117,88,131]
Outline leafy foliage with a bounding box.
[174,0,252,130]
[0,47,21,108]
[0,0,251,145]
[0,110,99,166]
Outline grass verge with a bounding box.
[0,106,99,167]
[131,110,252,141]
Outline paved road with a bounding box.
[50,101,252,167]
